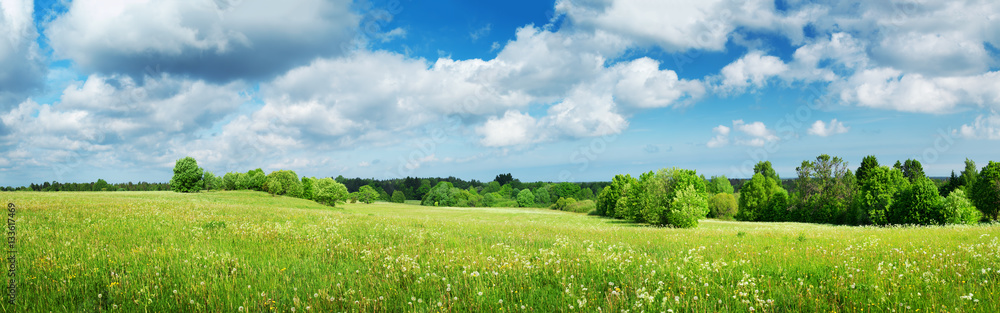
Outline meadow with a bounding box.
[1,191,998,312]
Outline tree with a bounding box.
[358,185,379,204]
[666,185,709,228]
[170,157,204,193]
[203,171,221,191]
[264,170,303,198]
[223,172,239,190]
[901,159,925,182]
[792,154,852,223]
[313,178,349,206]
[960,158,978,191]
[575,187,594,200]
[246,168,266,191]
[94,178,113,192]
[707,175,734,194]
[534,187,551,205]
[391,190,406,203]
[708,193,738,219]
[551,182,582,200]
[736,173,780,221]
[852,166,909,225]
[517,189,535,207]
[856,155,879,183]
[942,189,981,225]
[494,173,513,186]
[971,161,1000,221]
[301,177,315,200]
[889,177,944,225]
[596,174,634,217]
[754,161,780,182]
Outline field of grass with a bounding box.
[2,191,998,312]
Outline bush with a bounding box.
[550,197,577,211]
[358,185,379,204]
[263,170,303,198]
[223,172,239,190]
[564,200,596,213]
[517,189,535,207]
[312,178,348,206]
[391,190,406,203]
[666,185,709,228]
[889,177,944,225]
[708,193,738,219]
[942,189,981,225]
[170,157,203,193]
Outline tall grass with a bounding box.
[1,191,998,312]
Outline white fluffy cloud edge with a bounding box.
[2,0,1000,176]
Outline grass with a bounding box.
[1,191,998,312]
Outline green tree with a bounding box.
[246,168,266,191]
[170,157,204,193]
[971,161,1000,221]
[517,189,535,207]
[901,159,925,182]
[235,172,250,190]
[708,193,738,219]
[223,172,239,190]
[94,178,113,192]
[707,175,734,194]
[301,177,315,200]
[889,177,944,225]
[960,158,978,191]
[534,187,551,205]
[736,173,780,221]
[391,190,406,203]
[203,171,221,191]
[792,154,853,223]
[667,185,709,228]
[754,161,780,182]
[856,155,879,183]
[313,178,348,206]
[264,170,303,198]
[942,189,981,225]
[852,166,909,225]
[596,174,634,217]
[358,185,379,204]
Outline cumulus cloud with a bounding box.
[954,113,1000,140]
[706,120,778,148]
[807,119,850,137]
[476,111,540,147]
[715,51,788,94]
[44,0,359,82]
[0,0,46,101]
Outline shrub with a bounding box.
[889,177,944,225]
[564,200,596,213]
[666,185,709,228]
[550,197,577,211]
[264,170,303,198]
[358,185,379,204]
[534,187,551,205]
[391,190,406,203]
[708,193,738,219]
[313,178,348,206]
[170,157,203,193]
[942,189,981,225]
[517,189,535,207]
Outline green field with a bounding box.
[2,191,998,312]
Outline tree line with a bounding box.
[169,157,350,207]
[2,179,170,192]
[594,155,998,228]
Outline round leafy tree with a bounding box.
[971,161,1000,221]
[517,189,535,207]
[170,157,203,193]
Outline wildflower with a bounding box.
[239,306,244,312]
[471,271,481,277]
[499,299,503,304]
[190,300,195,304]
[478,292,483,296]
[200,281,205,286]
[98,294,102,299]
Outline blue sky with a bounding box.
[1,0,999,185]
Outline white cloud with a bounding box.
[706,120,778,148]
[807,119,849,137]
[0,0,45,99]
[44,0,359,82]
[476,111,540,147]
[706,125,730,148]
[715,51,788,94]
[612,57,705,108]
[954,113,1000,140]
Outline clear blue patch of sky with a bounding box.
[372,0,556,61]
